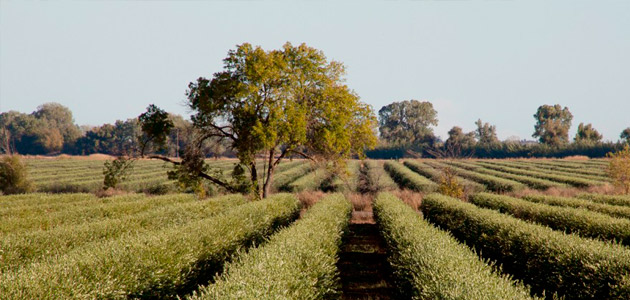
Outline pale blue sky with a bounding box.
[1,0,629,141]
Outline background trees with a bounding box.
[378,100,438,147]
[139,42,378,198]
[621,128,630,144]
[475,119,499,145]
[574,123,603,144]
[532,104,573,146]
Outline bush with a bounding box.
[0,193,300,300]
[103,156,135,190]
[191,193,351,299]
[471,192,630,245]
[523,194,630,220]
[384,161,437,192]
[0,156,33,194]
[426,161,525,193]
[607,144,630,194]
[577,193,630,207]
[421,193,630,299]
[374,192,535,300]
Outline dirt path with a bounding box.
[337,196,398,300]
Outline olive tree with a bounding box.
[533,104,573,146]
[139,42,377,198]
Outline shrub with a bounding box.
[103,156,135,190]
[0,193,300,300]
[471,192,630,245]
[384,161,437,192]
[190,193,351,299]
[426,161,525,193]
[0,155,33,194]
[374,192,535,300]
[421,193,630,299]
[576,193,630,207]
[607,144,630,194]
[523,194,630,220]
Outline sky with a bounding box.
[1,0,629,142]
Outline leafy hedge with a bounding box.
[373,192,535,300]
[421,193,630,299]
[384,161,437,192]
[471,192,630,245]
[425,161,525,193]
[476,161,605,187]
[523,194,630,220]
[403,160,486,192]
[0,194,300,300]
[190,193,351,299]
[577,193,630,207]
[0,194,247,272]
[446,161,567,190]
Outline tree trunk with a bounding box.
[250,161,261,199]
[262,148,276,198]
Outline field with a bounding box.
[3,156,630,299]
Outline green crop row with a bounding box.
[471,192,630,245]
[523,194,630,220]
[384,161,437,192]
[421,193,630,299]
[577,193,630,207]
[190,193,351,299]
[0,194,247,272]
[365,160,399,191]
[447,161,567,190]
[373,192,535,300]
[426,161,525,193]
[273,162,315,191]
[476,161,606,187]
[1,193,195,234]
[284,168,330,192]
[0,193,300,300]
[403,160,486,193]
[496,160,609,182]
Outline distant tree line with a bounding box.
[2,100,629,159]
[0,103,229,158]
[370,100,630,159]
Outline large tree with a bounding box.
[532,104,573,146]
[474,119,499,145]
[621,128,630,144]
[574,123,603,143]
[139,42,377,198]
[378,100,438,146]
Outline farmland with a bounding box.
[3,156,630,299]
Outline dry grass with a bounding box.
[346,193,374,224]
[391,189,423,211]
[94,188,131,198]
[296,191,326,218]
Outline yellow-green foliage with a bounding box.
[0,193,300,300]
[472,192,630,245]
[523,194,630,220]
[374,193,535,300]
[0,194,247,272]
[607,144,630,194]
[577,193,630,207]
[190,193,351,300]
[422,193,630,299]
[384,161,437,192]
[0,155,33,194]
[426,161,525,193]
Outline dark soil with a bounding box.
[337,222,399,300]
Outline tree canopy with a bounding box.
[474,119,499,145]
[621,128,630,144]
[574,123,603,143]
[140,42,377,198]
[378,100,438,146]
[533,104,573,146]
